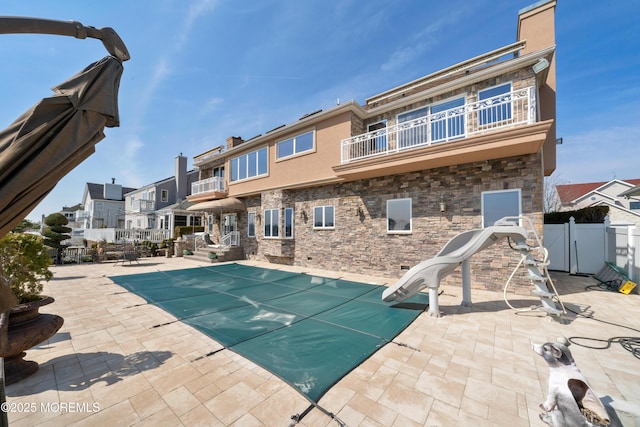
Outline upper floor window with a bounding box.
[387,198,412,233]
[277,131,314,159]
[481,189,521,227]
[230,147,268,182]
[430,97,465,142]
[313,205,334,229]
[264,208,279,238]
[212,166,225,178]
[397,97,465,147]
[478,83,512,126]
[161,189,169,202]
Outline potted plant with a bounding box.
[0,232,64,384]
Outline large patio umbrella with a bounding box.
[0,18,129,424]
[0,17,130,238]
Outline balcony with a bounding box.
[130,200,155,213]
[341,86,537,164]
[76,210,90,219]
[191,177,226,196]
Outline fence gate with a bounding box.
[543,217,606,274]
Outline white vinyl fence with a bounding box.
[75,228,171,243]
[544,216,639,284]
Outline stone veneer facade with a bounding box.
[238,152,544,294]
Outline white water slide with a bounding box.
[382,217,564,317]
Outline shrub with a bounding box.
[0,233,53,303]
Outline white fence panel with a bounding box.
[543,223,569,271]
[606,225,639,284]
[571,222,606,275]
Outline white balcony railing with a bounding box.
[341,86,536,163]
[191,176,226,195]
[130,199,155,213]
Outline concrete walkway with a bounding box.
[5,257,640,426]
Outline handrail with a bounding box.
[341,86,536,163]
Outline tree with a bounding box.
[42,213,71,264]
[0,233,53,303]
[12,219,39,233]
[543,171,567,213]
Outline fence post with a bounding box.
[629,225,637,283]
[603,216,610,264]
[568,216,577,275]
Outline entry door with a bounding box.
[222,214,237,235]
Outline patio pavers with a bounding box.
[5,256,640,426]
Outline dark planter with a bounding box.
[1,296,64,385]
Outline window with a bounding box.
[397,97,465,147]
[387,198,412,233]
[264,209,279,237]
[481,189,521,227]
[479,83,512,125]
[313,205,334,229]
[430,97,465,142]
[398,107,427,148]
[161,189,168,202]
[208,215,214,234]
[284,208,294,238]
[230,147,268,182]
[248,212,256,237]
[174,215,187,227]
[630,201,640,210]
[277,131,314,159]
[366,121,388,153]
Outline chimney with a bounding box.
[175,153,188,201]
[226,136,244,149]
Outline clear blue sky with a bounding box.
[1,0,638,222]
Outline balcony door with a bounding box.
[367,121,387,155]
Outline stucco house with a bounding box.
[187,1,558,292]
[555,178,640,225]
[123,154,199,234]
[76,180,137,229]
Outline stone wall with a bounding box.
[240,153,544,294]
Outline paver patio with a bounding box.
[5,256,640,426]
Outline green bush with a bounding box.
[0,233,53,303]
[174,226,205,238]
[544,206,609,224]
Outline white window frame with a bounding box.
[284,208,294,238]
[161,189,169,202]
[478,82,513,126]
[481,188,522,227]
[263,208,279,238]
[387,198,412,234]
[313,205,335,229]
[230,147,268,182]
[276,130,315,160]
[247,212,256,238]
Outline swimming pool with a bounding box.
[110,263,428,403]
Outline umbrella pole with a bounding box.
[0,356,7,427]
[0,17,129,61]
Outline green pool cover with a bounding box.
[110,263,428,403]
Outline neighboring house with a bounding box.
[556,178,640,225]
[76,180,137,229]
[187,1,558,291]
[58,203,82,225]
[123,154,199,235]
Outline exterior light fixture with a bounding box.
[532,58,550,74]
[439,197,446,213]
